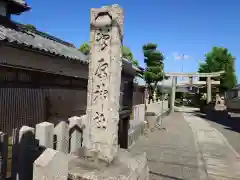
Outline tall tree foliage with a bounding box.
[143,43,165,102]
[122,46,133,60]
[23,24,55,37]
[198,47,237,92]
[122,46,139,66]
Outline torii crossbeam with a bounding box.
[166,71,224,113]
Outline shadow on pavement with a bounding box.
[193,107,240,133]
[227,108,240,113]
[149,171,185,180]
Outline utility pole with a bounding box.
[157,63,166,131]
[180,54,186,104]
[180,54,186,80]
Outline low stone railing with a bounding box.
[0,115,86,180]
[128,104,145,148]
[34,115,86,153]
[128,122,145,148]
[132,104,145,122]
[146,100,168,115]
[2,102,165,179]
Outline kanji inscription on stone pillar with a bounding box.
[83,4,124,163]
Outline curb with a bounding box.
[212,126,240,159]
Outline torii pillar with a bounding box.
[189,76,193,91]
[206,76,212,104]
[170,76,177,113]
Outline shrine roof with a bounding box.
[0,22,88,63]
[0,20,143,70]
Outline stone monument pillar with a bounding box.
[215,94,226,111]
[82,5,124,163]
[68,5,149,180]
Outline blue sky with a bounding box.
[13,0,240,82]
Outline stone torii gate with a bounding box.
[166,71,224,113]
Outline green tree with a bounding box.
[132,59,139,66]
[78,43,139,66]
[24,24,37,31]
[122,46,133,60]
[79,43,91,56]
[122,46,140,66]
[198,47,237,93]
[23,24,51,37]
[143,43,165,102]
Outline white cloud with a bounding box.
[173,52,190,60]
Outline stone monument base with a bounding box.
[214,104,227,111]
[68,148,149,180]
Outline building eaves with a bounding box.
[121,57,143,72]
[0,25,88,63]
[0,23,146,70]
[8,0,28,6]
[6,0,31,14]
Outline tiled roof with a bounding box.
[0,25,88,63]
[0,22,143,69]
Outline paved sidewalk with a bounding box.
[183,111,240,180]
[129,112,201,180]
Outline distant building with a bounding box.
[225,84,240,112]
[233,84,240,97]
[226,84,240,99]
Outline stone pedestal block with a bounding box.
[33,148,68,180]
[54,121,69,153]
[35,122,54,148]
[68,148,149,180]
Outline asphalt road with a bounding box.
[202,111,240,155]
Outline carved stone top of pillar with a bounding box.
[91,4,124,38]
